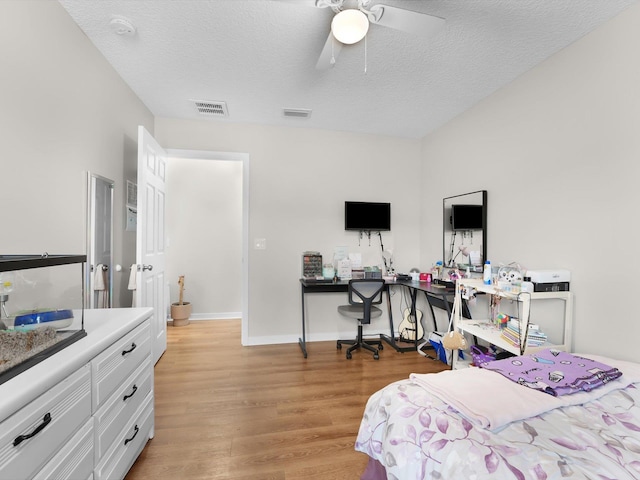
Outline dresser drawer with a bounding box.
[94,355,152,461]
[94,393,153,480]
[0,364,91,480]
[92,321,151,412]
[33,418,94,480]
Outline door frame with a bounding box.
[166,149,250,345]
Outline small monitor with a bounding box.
[451,204,483,230]
[345,201,391,231]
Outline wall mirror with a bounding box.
[443,190,487,272]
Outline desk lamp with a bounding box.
[450,245,470,266]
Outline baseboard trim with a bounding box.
[165,312,241,322]
[191,312,242,321]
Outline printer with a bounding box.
[527,269,570,292]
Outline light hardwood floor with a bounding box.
[126,320,447,480]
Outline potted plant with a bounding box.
[170,275,191,327]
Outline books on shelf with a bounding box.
[500,320,547,348]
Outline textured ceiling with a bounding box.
[59,0,637,139]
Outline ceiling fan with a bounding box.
[280,0,445,70]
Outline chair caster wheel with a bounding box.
[346,352,352,359]
[373,353,379,360]
[378,343,383,350]
[337,343,342,350]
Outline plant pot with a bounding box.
[171,302,191,327]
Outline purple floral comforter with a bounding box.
[356,375,640,479]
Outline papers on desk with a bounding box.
[334,247,360,281]
[337,258,352,280]
[349,253,362,268]
[334,246,348,263]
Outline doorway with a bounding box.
[86,172,114,308]
[165,149,249,344]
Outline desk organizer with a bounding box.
[302,251,323,278]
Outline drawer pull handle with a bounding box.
[123,384,138,401]
[121,343,137,356]
[124,425,139,446]
[13,412,52,446]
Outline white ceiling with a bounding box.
[59,0,637,139]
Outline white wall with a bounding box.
[155,118,423,344]
[165,157,242,318]
[420,3,640,362]
[0,1,154,307]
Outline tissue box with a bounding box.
[364,266,382,279]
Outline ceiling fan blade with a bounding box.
[269,0,342,8]
[316,32,342,70]
[368,5,445,38]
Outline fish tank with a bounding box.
[0,254,87,386]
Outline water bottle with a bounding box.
[483,260,492,285]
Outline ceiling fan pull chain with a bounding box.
[364,34,368,73]
[330,37,336,66]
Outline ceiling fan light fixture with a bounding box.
[331,9,369,45]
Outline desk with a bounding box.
[384,281,471,352]
[298,279,471,358]
[298,279,394,358]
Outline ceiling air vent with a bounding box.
[192,100,228,117]
[283,108,312,119]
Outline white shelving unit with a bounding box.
[452,278,573,369]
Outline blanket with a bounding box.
[409,353,640,430]
[479,349,622,396]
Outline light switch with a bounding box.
[254,238,266,250]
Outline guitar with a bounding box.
[398,308,424,342]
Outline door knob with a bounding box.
[139,264,153,272]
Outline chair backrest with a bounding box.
[348,279,385,324]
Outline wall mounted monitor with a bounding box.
[451,204,483,230]
[344,201,391,231]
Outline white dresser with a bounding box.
[0,308,154,480]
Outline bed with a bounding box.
[355,351,640,479]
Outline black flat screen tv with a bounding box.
[451,204,483,230]
[345,201,391,231]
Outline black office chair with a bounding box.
[337,279,385,360]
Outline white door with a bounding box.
[136,126,167,364]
